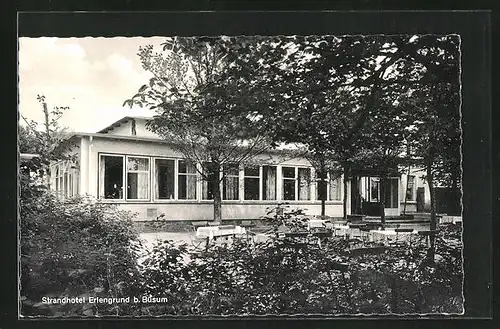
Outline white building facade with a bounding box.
[49,117,430,222]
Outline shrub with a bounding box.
[20,192,143,317]
[138,223,463,315]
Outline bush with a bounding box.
[20,191,143,317]
[138,224,463,315]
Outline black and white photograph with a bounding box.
[18,28,467,317]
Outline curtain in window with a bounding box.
[329,176,342,201]
[298,168,311,200]
[99,158,105,198]
[127,157,149,200]
[187,175,197,199]
[263,166,276,200]
[406,175,415,201]
[64,172,69,198]
[224,176,239,200]
[128,172,149,199]
[55,166,60,192]
[156,159,175,199]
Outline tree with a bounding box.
[393,35,461,260]
[221,35,424,220]
[19,95,72,181]
[124,37,274,222]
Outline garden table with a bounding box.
[439,216,462,224]
[196,225,246,241]
[307,219,328,230]
[369,229,417,243]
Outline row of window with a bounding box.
[99,154,343,202]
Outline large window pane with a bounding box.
[282,166,296,201]
[283,180,295,200]
[329,175,342,201]
[179,160,197,174]
[223,164,239,200]
[298,168,311,200]
[282,167,295,178]
[100,155,124,199]
[262,166,276,200]
[127,172,149,199]
[55,166,60,192]
[127,157,148,171]
[370,177,380,202]
[316,170,328,201]
[406,175,415,201]
[179,174,197,200]
[178,160,197,200]
[155,159,175,199]
[244,177,259,200]
[244,165,260,200]
[64,172,69,198]
[244,166,259,177]
[127,157,149,200]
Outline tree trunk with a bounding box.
[209,163,222,223]
[42,101,51,187]
[380,175,386,229]
[343,165,349,220]
[426,161,437,261]
[212,178,222,222]
[321,188,326,218]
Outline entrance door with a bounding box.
[416,187,425,212]
[383,178,399,216]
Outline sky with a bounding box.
[18,37,167,133]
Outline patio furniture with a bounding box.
[369,229,416,243]
[307,219,328,230]
[196,225,247,243]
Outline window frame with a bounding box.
[223,163,240,201]
[328,172,342,201]
[177,159,198,200]
[98,153,126,201]
[406,175,416,201]
[125,155,151,201]
[297,167,312,201]
[281,166,297,201]
[153,157,177,201]
[262,165,277,201]
[281,166,313,202]
[243,165,261,201]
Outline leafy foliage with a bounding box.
[137,223,463,315]
[124,37,275,221]
[20,193,143,317]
